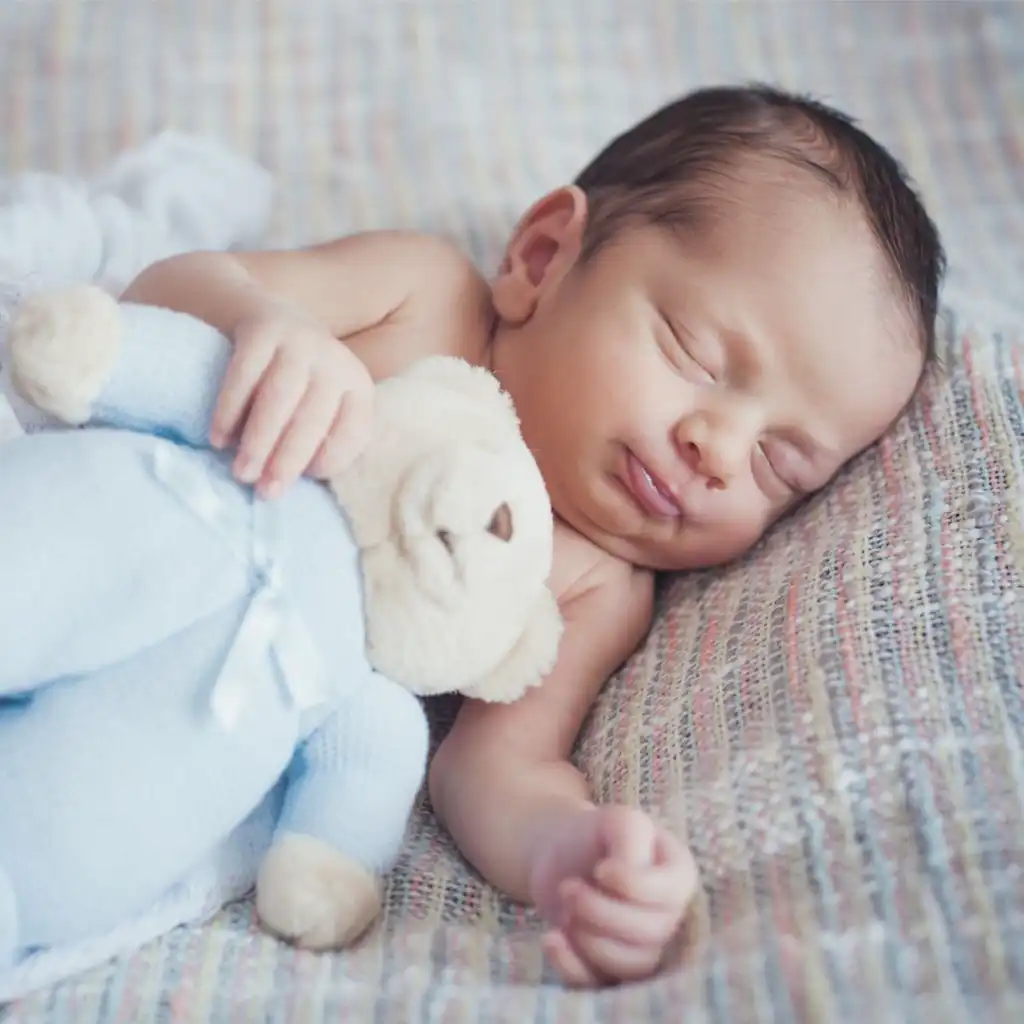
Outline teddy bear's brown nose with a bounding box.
[487,502,513,542]
[435,503,513,552]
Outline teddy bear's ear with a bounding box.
[396,356,514,414]
[458,586,564,704]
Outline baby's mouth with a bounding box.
[624,451,683,519]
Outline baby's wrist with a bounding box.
[525,802,601,913]
[226,287,307,338]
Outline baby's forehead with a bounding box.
[693,159,873,245]
[741,182,914,316]
[705,160,919,321]
[648,173,888,302]
[634,184,923,438]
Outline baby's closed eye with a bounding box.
[659,313,719,384]
[755,438,810,495]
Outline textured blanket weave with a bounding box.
[1,2,1022,1021]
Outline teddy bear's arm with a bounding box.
[273,672,430,875]
[88,300,232,451]
[6,287,233,451]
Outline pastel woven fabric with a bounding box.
[1,2,1022,1022]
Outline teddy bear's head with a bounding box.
[329,356,562,704]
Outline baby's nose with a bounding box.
[680,440,727,490]
[677,419,749,490]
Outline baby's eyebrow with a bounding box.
[715,324,762,388]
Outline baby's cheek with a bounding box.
[693,509,773,568]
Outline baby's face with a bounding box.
[492,179,925,571]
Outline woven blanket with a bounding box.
[1,2,1022,1021]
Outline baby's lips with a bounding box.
[625,451,684,519]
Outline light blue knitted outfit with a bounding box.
[0,304,430,968]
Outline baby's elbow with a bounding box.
[426,720,495,830]
[426,728,459,826]
[121,251,240,307]
[121,253,190,300]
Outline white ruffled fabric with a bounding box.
[0,129,273,434]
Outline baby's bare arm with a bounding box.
[428,555,654,902]
[122,231,491,378]
[123,231,491,489]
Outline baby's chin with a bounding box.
[606,518,773,572]
[555,485,771,571]
[566,517,760,573]
[631,541,756,573]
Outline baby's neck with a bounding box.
[481,307,501,377]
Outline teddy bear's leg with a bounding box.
[0,599,294,952]
[0,863,17,969]
[254,675,430,950]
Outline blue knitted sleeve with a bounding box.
[89,302,232,450]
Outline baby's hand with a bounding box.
[211,301,374,498]
[529,805,698,987]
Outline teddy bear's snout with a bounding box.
[486,501,513,542]
[435,501,513,555]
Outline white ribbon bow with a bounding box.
[151,442,328,729]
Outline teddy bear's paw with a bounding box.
[8,285,122,425]
[255,833,382,951]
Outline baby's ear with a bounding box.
[459,587,563,704]
[491,186,588,325]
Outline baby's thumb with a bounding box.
[310,385,374,477]
[601,806,658,868]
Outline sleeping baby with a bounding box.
[121,83,945,986]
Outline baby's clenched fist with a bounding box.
[529,804,699,987]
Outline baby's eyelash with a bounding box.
[663,315,715,382]
[757,441,804,493]
[681,345,714,381]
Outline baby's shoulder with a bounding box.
[328,230,486,308]
[551,521,655,626]
[365,231,486,299]
[334,230,494,373]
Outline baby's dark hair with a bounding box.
[574,84,946,361]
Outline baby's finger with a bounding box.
[653,827,692,868]
[560,878,679,947]
[211,336,277,448]
[258,382,342,498]
[307,383,374,479]
[542,929,603,988]
[234,355,309,483]
[597,805,658,868]
[566,927,662,984]
[594,842,699,910]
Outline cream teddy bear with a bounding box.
[0,286,561,970]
